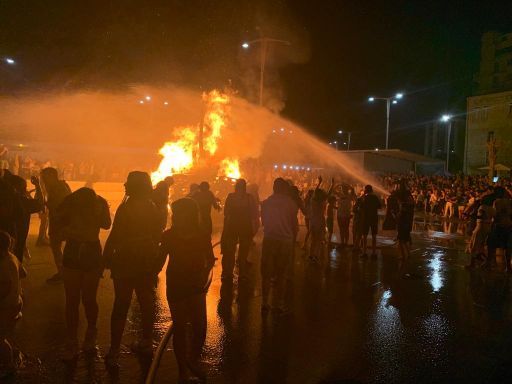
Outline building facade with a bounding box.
[466,31,512,173]
[466,90,512,171]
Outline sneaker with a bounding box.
[46,273,63,284]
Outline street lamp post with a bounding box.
[440,114,453,173]
[242,37,291,106]
[338,130,352,150]
[368,92,403,149]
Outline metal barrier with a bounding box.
[145,241,221,384]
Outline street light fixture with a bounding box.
[337,130,352,150]
[367,92,405,149]
[241,36,291,106]
[4,58,15,65]
[439,114,454,172]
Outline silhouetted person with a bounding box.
[261,178,298,314]
[9,175,43,263]
[352,192,365,251]
[393,180,415,265]
[0,231,22,379]
[0,171,23,257]
[309,176,334,262]
[40,167,72,284]
[152,176,174,231]
[220,179,259,283]
[157,198,215,382]
[486,186,512,272]
[337,190,352,247]
[57,188,111,360]
[103,171,162,368]
[187,183,199,198]
[192,181,221,237]
[361,185,381,257]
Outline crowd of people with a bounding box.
[1,165,512,381]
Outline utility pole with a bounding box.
[487,131,497,181]
[242,36,291,106]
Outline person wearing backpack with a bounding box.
[103,171,162,368]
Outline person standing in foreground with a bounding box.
[152,176,174,231]
[57,188,111,360]
[0,232,22,379]
[261,178,298,314]
[393,180,415,265]
[486,186,512,272]
[220,179,259,284]
[157,198,215,383]
[103,171,162,368]
[41,167,72,284]
[361,185,382,257]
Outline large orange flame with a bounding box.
[219,158,241,179]
[151,89,241,185]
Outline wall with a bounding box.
[466,90,512,172]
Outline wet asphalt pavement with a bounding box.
[9,214,512,383]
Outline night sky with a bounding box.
[1,0,511,152]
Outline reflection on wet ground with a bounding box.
[10,216,512,383]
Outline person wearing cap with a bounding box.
[361,184,381,257]
[260,178,298,314]
[157,198,215,382]
[103,171,162,368]
[220,179,259,283]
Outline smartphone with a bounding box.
[493,176,499,183]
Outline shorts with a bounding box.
[363,219,378,237]
[63,239,103,271]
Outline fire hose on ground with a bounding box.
[145,240,221,384]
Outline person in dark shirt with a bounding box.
[157,198,215,382]
[8,175,43,263]
[392,180,415,266]
[220,179,259,283]
[361,185,382,257]
[103,171,162,368]
[261,178,298,314]
[41,167,72,284]
[192,181,221,237]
